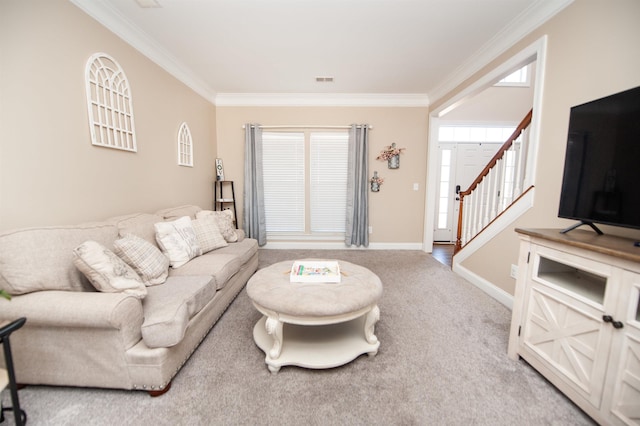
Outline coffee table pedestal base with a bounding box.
[253,312,380,373]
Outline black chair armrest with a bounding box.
[0,317,26,340]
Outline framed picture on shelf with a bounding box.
[215,158,225,181]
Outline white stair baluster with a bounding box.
[489,166,498,221]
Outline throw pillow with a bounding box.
[154,216,202,268]
[113,234,170,286]
[195,210,238,242]
[72,240,147,299]
[191,216,228,254]
[155,205,202,221]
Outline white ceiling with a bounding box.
[71,0,571,105]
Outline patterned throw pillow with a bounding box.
[113,234,169,286]
[191,216,228,254]
[154,216,202,268]
[195,210,238,242]
[72,240,147,299]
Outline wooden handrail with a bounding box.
[459,109,532,197]
[455,109,533,252]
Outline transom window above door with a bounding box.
[438,126,517,143]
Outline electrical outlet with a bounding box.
[510,264,518,279]
[368,226,373,234]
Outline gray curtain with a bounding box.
[243,124,266,246]
[345,124,369,247]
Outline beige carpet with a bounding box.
[13,249,595,425]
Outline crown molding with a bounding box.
[428,0,574,103]
[71,0,571,108]
[70,0,216,103]
[214,93,430,107]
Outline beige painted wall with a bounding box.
[432,0,640,295]
[4,0,637,295]
[215,106,428,243]
[0,0,217,231]
[442,63,535,122]
[442,85,532,123]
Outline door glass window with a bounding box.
[437,149,452,229]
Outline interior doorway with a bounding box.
[424,37,547,254]
[430,61,537,244]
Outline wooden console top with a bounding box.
[515,228,640,264]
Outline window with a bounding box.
[85,53,137,151]
[437,148,452,229]
[310,133,348,232]
[438,125,517,143]
[494,64,530,87]
[177,122,193,167]
[262,133,305,233]
[262,131,349,236]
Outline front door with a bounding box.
[433,142,502,242]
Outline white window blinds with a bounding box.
[310,133,348,232]
[262,130,349,236]
[262,132,305,232]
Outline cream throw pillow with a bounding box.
[113,234,169,286]
[72,240,147,299]
[154,216,201,268]
[192,216,228,254]
[195,210,238,242]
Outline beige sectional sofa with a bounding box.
[0,205,258,395]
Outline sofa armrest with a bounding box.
[0,290,144,331]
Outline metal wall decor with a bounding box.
[376,143,405,169]
[370,171,383,192]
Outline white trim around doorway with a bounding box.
[423,35,548,253]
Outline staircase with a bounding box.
[454,109,533,253]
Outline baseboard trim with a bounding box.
[453,262,514,310]
[261,242,424,250]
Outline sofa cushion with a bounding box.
[169,253,243,290]
[113,234,169,286]
[109,213,164,248]
[213,238,258,266]
[141,275,216,348]
[156,205,202,220]
[73,240,147,299]
[195,210,238,242]
[192,216,228,254]
[154,217,201,268]
[0,223,118,295]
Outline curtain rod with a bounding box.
[242,124,373,130]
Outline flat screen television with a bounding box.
[558,85,640,234]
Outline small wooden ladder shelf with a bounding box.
[213,180,237,224]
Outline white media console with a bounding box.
[508,228,640,425]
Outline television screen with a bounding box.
[558,85,640,232]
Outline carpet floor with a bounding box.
[10,249,595,425]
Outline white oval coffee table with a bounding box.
[246,259,382,373]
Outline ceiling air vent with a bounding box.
[135,0,162,8]
[315,77,334,82]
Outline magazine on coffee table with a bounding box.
[290,260,341,283]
